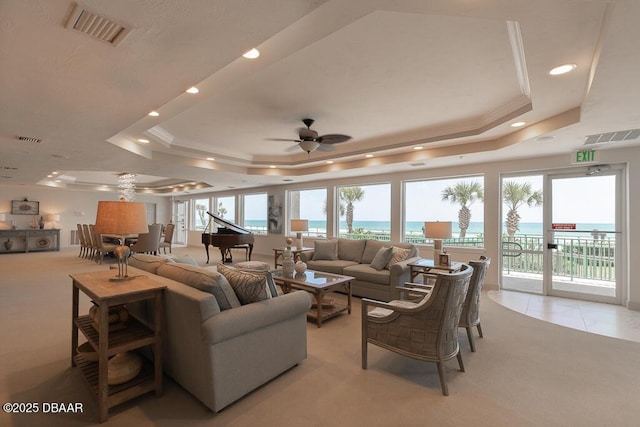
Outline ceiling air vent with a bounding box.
[18,136,42,143]
[584,129,640,145]
[65,3,131,46]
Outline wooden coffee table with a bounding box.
[273,270,354,328]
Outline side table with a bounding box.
[272,246,314,268]
[70,270,166,422]
[408,259,463,283]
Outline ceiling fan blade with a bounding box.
[316,143,336,152]
[318,134,351,144]
[265,138,302,142]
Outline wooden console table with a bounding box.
[0,229,60,253]
[70,270,166,422]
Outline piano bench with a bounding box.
[230,244,250,261]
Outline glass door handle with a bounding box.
[547,243,558,249]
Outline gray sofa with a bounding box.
[126,254,312,412]
[299,238,419,301]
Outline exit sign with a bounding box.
[573,149,598,164]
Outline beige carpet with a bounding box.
[1,247,639,426]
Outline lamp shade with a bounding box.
[94,201,148,235]
[290,219,309,232]
[424,221,452,239]
[0,213,6,221]
[45,214,60,222]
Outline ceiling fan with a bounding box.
[269,118,352,153]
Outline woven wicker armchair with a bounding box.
[361,264,473,396]
[459,257,491,352]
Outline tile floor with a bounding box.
[488,290,640,343]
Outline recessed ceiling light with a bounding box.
[549,64,577,76]
[137,138,149,143]
[47,175,53,178]
[511,121,526,128]
[206,157,215,161]
[148,111,159,117]
[326,160,334,164]
[269,165,276,168]
[242,48,260,59]
[186,87,199,94]
[413,146,423,150]
[365,154,374,158]
[52,171,59,175]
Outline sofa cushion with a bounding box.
[164,254,199,266]
[361,239,389,264]
[386,246,412,268]
[305,259,358,275]
[370,246,393,271]
[337,238,366,263]
[128,253,170,274]
[343,264,391,285]
[314,239,338,260]
[217,263,272,305]
[157,263,241,310]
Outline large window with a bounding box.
[336,183,391,241]
[287,188,327,237]
[404,176,484,246]
[192,198,210,231]
[215,196,236,222]
[242,193,267,235]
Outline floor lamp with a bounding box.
[424,221,452,265]
[94,200,148,281]
[290,219,309,249]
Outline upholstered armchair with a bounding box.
[361,264,473,395]
[459,257,491,352]
[130,224,162,255]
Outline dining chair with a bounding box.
[130,224,162,255]
[159,223,175,254]
[82,224,96,260]
[459,256,491,352]
[76,223,88,258]
[362,264,473,396]
[90,224,119,264]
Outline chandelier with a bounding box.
[117,173,137,201]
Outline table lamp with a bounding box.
[94,201,148,281]
[424,221,452,265]
[45,213,60,228]
[290,219,309,249]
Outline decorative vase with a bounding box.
[294,261,307,275]
[4,239,13,250]
[38,216,45,229]
[282,246,295,277]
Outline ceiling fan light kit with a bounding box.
[298,140,320,153]
[273,118,352,154]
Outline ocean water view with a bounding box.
[243,220,616,238]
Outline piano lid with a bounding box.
[205,211,252,234]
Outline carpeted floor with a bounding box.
[1,247,639,426]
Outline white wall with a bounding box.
[181,145,640,310]
[2,145,637,308]
[0,185,170,248]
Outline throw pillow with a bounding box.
[314,239,338,260]
[386,246,411,269]
[236,267,279,298]
[370,246,393,271]
[156,263,240,310]
[217,264,272,304]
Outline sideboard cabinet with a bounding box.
[0,229,60,253]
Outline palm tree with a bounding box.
[502,181,543,237]
[339,187,365,233]
[441,181,484,238]
[217,202,227,219]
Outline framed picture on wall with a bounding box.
[11,199,39,215]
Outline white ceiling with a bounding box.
[1,0,639,195]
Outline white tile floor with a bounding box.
[488,290,640,343]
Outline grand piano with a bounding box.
[202,211,254,264]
